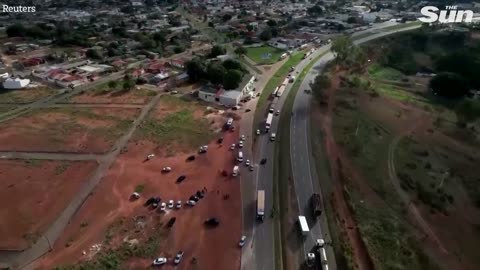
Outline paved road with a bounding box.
[289,24,422,269]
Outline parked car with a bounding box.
[162,166,171,173]
[199,145,208,153]
[205,218,220,226]
[177,175,186,183]
[239,235,247,247]
[176,200,182,209]
[131,192,140,200]
[260,158,267,165]
[147,154,155,160]
[152,197,161,208]
[190,195,200,202]
[245,160,250,166]
[245,108,251,112]
[174,251,184,264]
[145,197,155,206]
[240,134,246,141]
[168,200,174,208]
[187,200,196,206]
[230,143,236,150]
[256,129,261,135]
[196,190,205,198]
[186,155,196,161]
[160,202,166,211]
[218,137,224,144]
[167,217,176,227]
[152,257,167,266]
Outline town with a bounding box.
[1,0,480,270]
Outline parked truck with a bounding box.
[298,215,309,236]
[257,190,265,221]
[311,193,322,217]
[232,165,239,177]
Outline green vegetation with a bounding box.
[368,64,405,81]
[245,46,285,65]
[253,51,305,134]
[24,159,43,167]
[0,87,54,104]
[134,184,145,193]
[139,96,214,152]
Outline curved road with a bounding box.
[289,24,422,269]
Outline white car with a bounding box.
[240,135,246,141]
[174,251,184,264]
[171,90,178,94]
[168,200,174,208]
[176,200,182,209]
[316,238,325,248]
[160,202,166,211]
[256,129,261,135]
[270,133,276,142]
[230,144,236,150]
[245,160,250,166]
[238,141,243,148]
[199,145,208,153]
[187,200,196,206]
[269,107,274,113]
[162,166,172,173]
[152,257,167,266]
[239,235,247,247]
[275,110,280,116]
[147,154,155,160]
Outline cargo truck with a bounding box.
[298,215,309,236]
[257,190,265,221]
[265,113,273,131]
[311,193,322,217]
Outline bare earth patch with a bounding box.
[0,159,97,250]
[69,88,156,104]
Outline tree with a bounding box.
[331,36,353,63]
[455,99,480,123]
[141,38,156,49]
[222,14,232,22]
[209,45,226,58]
[429,72,469,98]
[223,69,243,89]
[259,28,272,41]
[6,23,26,37]
[136,77,148,85]
[347,17,358,24]
[267,20,277,27]
[174,46,185,54]
[310,74,330,102]
[186,57,207,82]
[207,63,227,84]
[112,26,127,37]
[123,79,136,91]
[108,81,117,90]
[246,24,254,32]
[234,46,247,57]
[85,49,102,60]
[153,31,166,44]
[223,59,244,71]
[208,21,214,27]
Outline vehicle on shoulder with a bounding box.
[187,200,196,206]
[167,217,176,228]
[186,155,196,161]
[131,192,140,200]
[239,235,247,247]
[177,175,186,183]
[145,197,156,206]
[168,200,174,208]
[256,129,261,135]
[260,158,267,165]
[230,143,236,150]
[199,145,208,153]
[176,200,182,209]
[218,137,224,144]
[240,134,246,141]
[249,165,254,171]
[162,166,172,173]
[196,190,205,198]
[160,202,167,211]
[152,197,161,208]
[204,217,220,226]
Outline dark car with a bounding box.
[145,197,156,206]
[152,197,161,208]
[196,191,205,198]
[217,137,224,144]
[204,218,220,226]
[245,109,251,112]
[167,217,176,228]
[177,175,186,183]
[187,155,196,161]
[189,195,200,202]
[260,158,267,165]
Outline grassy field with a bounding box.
[368,64,405,81]
[253,52,305,136]
[0,87,54,104]
[138,96,214,152]
[245,46,285,65]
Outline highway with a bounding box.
[289,23,422,269]
[239,22,422,270]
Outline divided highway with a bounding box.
[240,22,422,270]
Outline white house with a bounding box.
[198,75,255,106]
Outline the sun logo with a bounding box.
[419,6,474,23]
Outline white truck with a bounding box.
[232,165,239,176]
[257,190,265,221]
[298,216,309,236]
[276,85,286,97]
[272,86,279,97]
[265,113,273,131]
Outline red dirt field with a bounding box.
[69,88,156,104]
[0,107,140,153]
[34,133,242,270]
[0,159,97,250]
